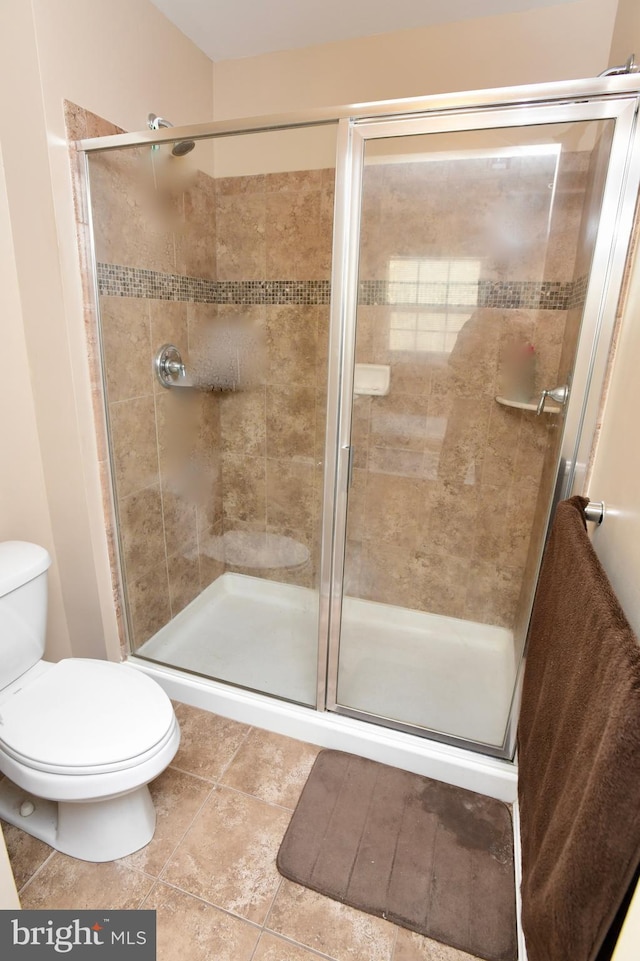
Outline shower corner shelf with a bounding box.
[495,395,561,414]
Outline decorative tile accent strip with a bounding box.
[97,263,331,305]
[477,280,576,310]
[568,274,589,309]
[358,279,583,309]
[216,280,332,305]
[97,263,588,310]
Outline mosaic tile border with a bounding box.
[97,264,331,305]
[97,263,588,310]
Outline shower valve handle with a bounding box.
[155,344,187,388]
[165,360,186,377]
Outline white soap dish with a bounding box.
[354,363,390,396]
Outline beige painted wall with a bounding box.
[609,0,640,69]
[0,0,213,660]
[588,230,640,637]
[0,146,71,660]
[595,231,640,945]
[588,0,640,633]
[213,0,618,119]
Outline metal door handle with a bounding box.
[343,445,355,488]
[536,384,569,415]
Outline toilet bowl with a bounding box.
[0,541,180,862]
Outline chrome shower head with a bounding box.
[170,139,196,157]
[147,113,195,157]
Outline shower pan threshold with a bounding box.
[131,573,517,801]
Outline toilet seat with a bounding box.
[0,659,175,776]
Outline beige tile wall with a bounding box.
[513,126,616,647]
[213,169,334,588]
[85,136,224,648]
[346,311,562,626]
[344,153,588,628]
[83,141,334,646]
[98,293,224,646]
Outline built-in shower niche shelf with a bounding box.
[495,395,561,414]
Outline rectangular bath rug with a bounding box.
[277,750,517,961]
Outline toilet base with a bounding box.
[0,777,156,862]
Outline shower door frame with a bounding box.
[78,74,640,761]
[318,90,640,759]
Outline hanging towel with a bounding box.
[517,495,640,961]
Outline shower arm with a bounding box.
[598,54,639,77]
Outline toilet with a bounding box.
[0,541,180,862]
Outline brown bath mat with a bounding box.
[277,750,517,961]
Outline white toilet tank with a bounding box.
[0,541,51,691]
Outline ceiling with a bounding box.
[149,0,572,63]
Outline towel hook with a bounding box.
[584,500,605,525]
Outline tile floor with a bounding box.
[2,702,481,961]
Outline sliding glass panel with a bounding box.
[335,117,615,748]
[87,122,337,706]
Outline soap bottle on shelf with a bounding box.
[506,342,536,403]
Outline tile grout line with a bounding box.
[249,874,285,961]
[259,876,352,961]
[152,717,255,881]
[16,847,57,898]
[253,922,344,961]
[158,715,333,957]
[152,779,219,884]
[138,874,264,934]
[206,780,298,815]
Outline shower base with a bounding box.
[136,572,516,748]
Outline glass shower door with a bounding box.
[326,99,638,755]
[87,121,338,708]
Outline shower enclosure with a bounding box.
[82,76,640,761]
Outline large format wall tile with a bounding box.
[178,170,217,280]
[266,385,316,461]
[216,192,266,280]
[90,148,177,273]
[100,296,153,402]
[109,395,160,499]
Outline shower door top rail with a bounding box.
[76,74,640,154]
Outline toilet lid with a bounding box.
[0,660,175,773]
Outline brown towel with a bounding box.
[517,495,640,961]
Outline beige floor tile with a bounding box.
[267,879,397,961]
[19,852,154,909]
[1,723,494,961]
[254,930,339,961]
[220,728,319,808]
[161,785,290,924]
[1,819,54,890]
[393,928,482,961]
[144,881,260,961]
[117,767,213,876]
[171,703,250,780]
